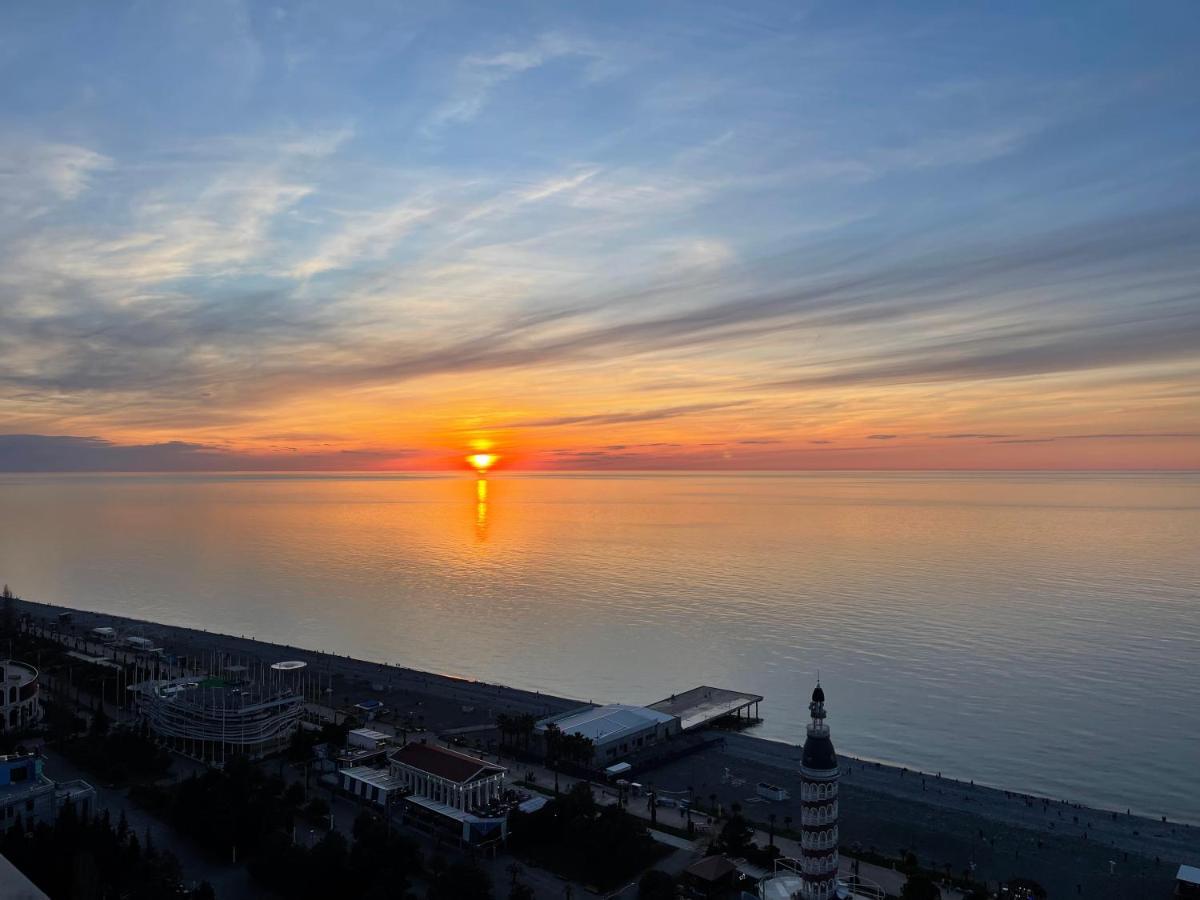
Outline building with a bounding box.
[388,743,508,845]
[340,766,407,808]
[1176,865,1200,898]
[348,728,391,751]
[0,754,94,829]
[534,704,680,764]
[0,661,40,732]
[681,855,739,898]
[798,683,839,900]
[137,673,302,765]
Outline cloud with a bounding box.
[502,401,748,428]
[937,433,1013,439]
[0,139,112,218]
[992,432,1200,445]
[0,434,414,472]
[866,434,897,440]
[426,33,613,132]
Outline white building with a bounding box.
[0,754,93,829]
[535,704,680,763]
[340,766,407,807]
[387,743,508,845]
[0,661,40,732]
[389,742,505,810]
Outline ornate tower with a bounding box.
[799,682,839,899]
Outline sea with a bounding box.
[1,471,1196,822]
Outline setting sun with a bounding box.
[467,453,498,473]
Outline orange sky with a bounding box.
[1,4,1198,471]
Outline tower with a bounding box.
[799,682,839,899]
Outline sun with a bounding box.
[467,453,498,474]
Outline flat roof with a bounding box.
[648,685,763,731]
[341,766,407,792]
[536,704,676,746]
[350,728,390,741]
[1179,865,1200,885]
[406,794,505,825]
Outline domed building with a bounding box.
[798,682,840,900]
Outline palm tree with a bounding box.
[543,724,563,794]
[496,713,513,748]
[515,713,537,750]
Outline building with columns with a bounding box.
[798,682,840,900]
[386,742,509,845]
[0,661,40,733]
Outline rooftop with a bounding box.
[685,855,738,883]
[342,766,407,793]
[390,743,504,785]
[536,704,676,745]
[648,685,763,731]
[1179,865,1200,886]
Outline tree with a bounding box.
[900,874,942,900]
[638,869,675,900]
[767,812,777,847]
[716,809,753,856]
[429,860,493,900]
[496,714,514,749]
[1,586,15,636]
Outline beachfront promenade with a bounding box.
[18,597,1197,899]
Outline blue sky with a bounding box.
[1,1,1197,469]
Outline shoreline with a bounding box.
[13,597,1198,895]
[14,595,1196,825]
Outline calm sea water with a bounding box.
[1,471,1196,821]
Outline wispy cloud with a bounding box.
[502,401,748,429]
[426,33,615,132]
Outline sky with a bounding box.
[1,0,1198,471]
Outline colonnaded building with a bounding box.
[0,660,40,733]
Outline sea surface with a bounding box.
[1,471,1197,822]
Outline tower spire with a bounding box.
[799,680,839,900]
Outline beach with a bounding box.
[16,596,1196,898]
